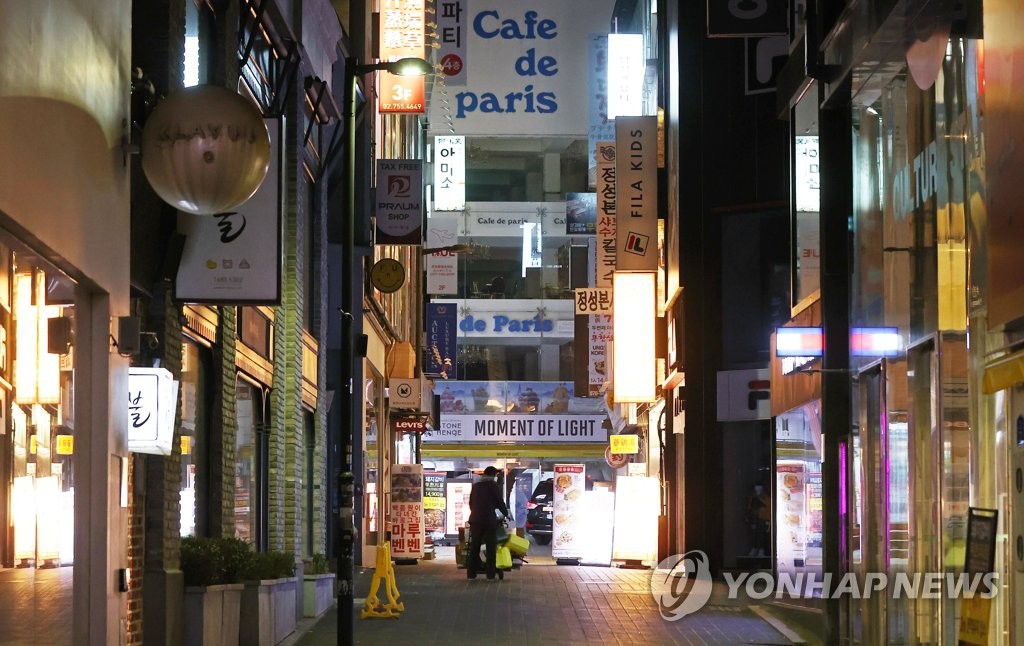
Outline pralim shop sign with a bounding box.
[424,414,608,443]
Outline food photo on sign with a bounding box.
[551,464,586,560]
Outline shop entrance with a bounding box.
[1,248,77,570]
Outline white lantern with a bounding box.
[141,85,270,215]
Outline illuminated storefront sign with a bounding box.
[432,299,574,339]
[615,116,658,271]
[609,434,638,454]
[379,0,426,113]
[611,475,659,563]
[427,1,617,137]
[425,414,607,443]
[612,272,656,403]
[776,326,901,360]
[607,33,644,119]
[127,367,179,456]
[390,464,425,558]
[433,136,465,211]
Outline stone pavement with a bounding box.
[0,566,73,646]
[288,556,811,646]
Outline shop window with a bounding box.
[179,340,211,537]
[234,377,269,549]
[5,251,77,569]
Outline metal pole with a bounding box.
[337,57,359,646]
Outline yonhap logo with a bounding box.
[650,550,713,621]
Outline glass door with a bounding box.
[857,363,888,645]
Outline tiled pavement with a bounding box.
[0,566,73,646]
[290,555,806,646]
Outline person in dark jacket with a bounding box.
[467,465,510,580]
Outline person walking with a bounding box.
[467,466,510,580]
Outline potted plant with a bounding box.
[302,553,335,618]
[181,536,252,646]
[239,549,298,646]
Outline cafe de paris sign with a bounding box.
[141,85,270,215]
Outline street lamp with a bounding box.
[337,55,430,646]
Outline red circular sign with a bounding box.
[605,446,628,469]
[440,54,464,76]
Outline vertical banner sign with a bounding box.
[588,34,615,188]
[433,136,466,211]
[391,463,424,559]
[615,116,658,271]
[595,141,617,287]
[551,464,586,559]
[378,0,425,113]
[425,303,457,379]
[375,159,423,244]
[957,507,999,645]
[437,0,467,85]
[176,118,282,302]
[425,213,460,294]
[423,472,447,535]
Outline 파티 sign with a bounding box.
[551,464,586,559]
[391,464,424,559]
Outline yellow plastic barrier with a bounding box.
[360,541,404,619]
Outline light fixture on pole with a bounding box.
[337,55,430,646]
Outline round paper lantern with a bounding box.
[141,85,270,215]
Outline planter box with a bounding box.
[303,573,336,618]
[183,583,243,646]
[239,577,298,646]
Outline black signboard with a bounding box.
[708,0,788,37]
[964,507,998,575]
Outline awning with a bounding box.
[983,349,1024,394]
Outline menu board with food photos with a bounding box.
[445,482,473,535]
[390,464,424,559]
[423,472,447,536]
[551,464,586,559]
[775,462,806,573]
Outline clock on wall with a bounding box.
[370,258,406,294]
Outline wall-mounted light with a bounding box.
[612,271,656,403]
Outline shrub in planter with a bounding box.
[243,550,295,581]
[304,553,332,575]
[181,537,254,646]
[240,550,298,646]
[302,554,335,618]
